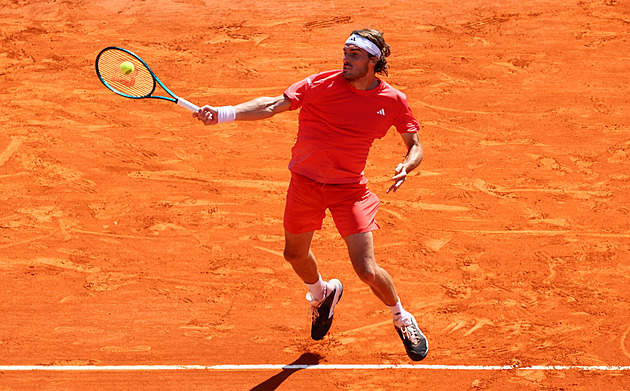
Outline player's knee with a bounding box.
[283,249,296,262]
[283,248,306,264]
[356,266,378,286]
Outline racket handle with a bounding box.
[177,98,200,112]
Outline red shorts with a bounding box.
[284,172,380,238]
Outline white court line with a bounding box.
[0,364,629,371]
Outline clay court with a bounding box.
[1,0,630,389]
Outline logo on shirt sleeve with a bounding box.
[376,109,385,116]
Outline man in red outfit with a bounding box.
[194,29,428,361]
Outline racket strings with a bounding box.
[97,49,154,98]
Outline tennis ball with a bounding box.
[120,61,134,75]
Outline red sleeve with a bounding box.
[284,75,314,111]
[394,95,420,134]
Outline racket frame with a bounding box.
[95,46,199,112]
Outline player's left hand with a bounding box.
[387,163,407,193]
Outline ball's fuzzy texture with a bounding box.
[120,61,134,75]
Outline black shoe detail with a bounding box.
[395,316,428,361]
[310,280,343,340]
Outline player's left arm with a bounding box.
[387,131,423,193]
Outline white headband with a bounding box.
[345,34,381,58]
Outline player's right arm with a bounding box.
[194,95,291,125]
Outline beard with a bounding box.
[342,61,370,81]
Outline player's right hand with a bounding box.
[194,105,218,125]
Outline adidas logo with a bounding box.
[377,109,385,116]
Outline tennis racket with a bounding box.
[95,46,199,112]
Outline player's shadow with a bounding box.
[249,352,323,391]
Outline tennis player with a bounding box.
[194,29,428,361]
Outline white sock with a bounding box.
[388,300,405,319]
[306,275,326,302]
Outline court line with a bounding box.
[0,364,628,371]
[448,229,630,238]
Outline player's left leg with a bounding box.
[344,231,428,361]
[343,231,398,305]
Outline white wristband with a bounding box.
[216,106,236,124]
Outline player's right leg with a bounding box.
[283,174,343,340]
[284,230,343,340]
[283,230,319,284]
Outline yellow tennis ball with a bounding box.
[120,61,134,75]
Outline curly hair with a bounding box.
[350,29,391,76]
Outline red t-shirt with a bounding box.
[284,70,419,184]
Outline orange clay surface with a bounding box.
[1,0,630,389]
